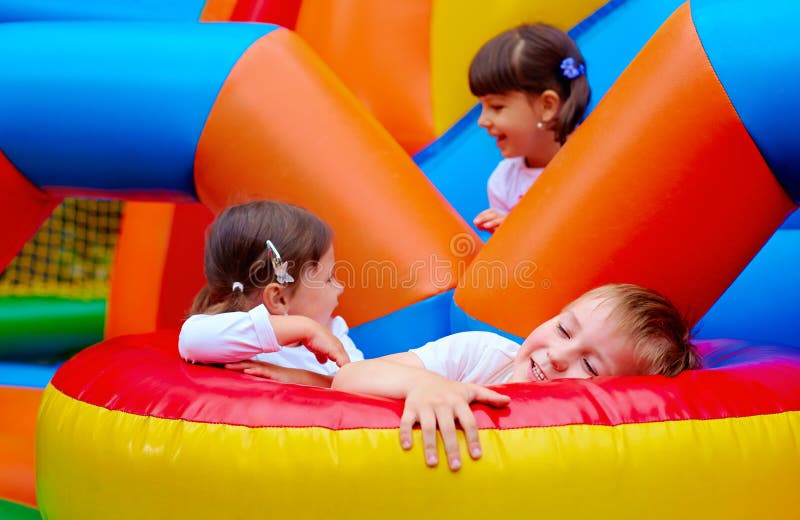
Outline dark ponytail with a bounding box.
[188,201,332,317]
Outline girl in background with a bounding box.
[471,23,591,232]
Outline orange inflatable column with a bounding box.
[455,4,796,336]
[0,152,60,271]
[294,1,433,153]
[0,386,41,508]
[105,202,211,337]
[195,28,477,326]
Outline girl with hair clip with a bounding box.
[178,201,363,387]
[470,23,591,232]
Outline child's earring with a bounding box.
[536,121,545,129]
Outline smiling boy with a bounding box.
[332,283,700,471]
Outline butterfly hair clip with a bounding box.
[266,240,295,285]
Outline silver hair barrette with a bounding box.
[231,281,244,293]
[266,240,295,285]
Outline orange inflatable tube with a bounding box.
[195,28,477,325]
[455,4,796,335]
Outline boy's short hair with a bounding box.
[568,283,701,376]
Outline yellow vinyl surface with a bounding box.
[430,0,606,135]
[37,385,800,519]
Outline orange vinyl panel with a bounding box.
[194,28,478,326]
[295,0,434,153]
[104,202,175,338]
[0,386,41,508]
[455,4,796,336]
[199,0,237,21]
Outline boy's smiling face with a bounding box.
[509,296,640,382]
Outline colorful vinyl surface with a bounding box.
[454,1,798,336]
[37,332,800,519]
[0,0,798,517]
[0,21,479,335]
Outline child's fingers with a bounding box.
[418,408,439,467]
[473,209,495,227]
[242,368,272,379]
[311,345,350,366]
[474,387,511,408]
[333,350,351,367]
[399,409,417,451]
[434,407,462,471]
[323,350,350,367]
[454,401,482,460]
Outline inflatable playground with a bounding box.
[1,0,799,518]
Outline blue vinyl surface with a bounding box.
[349,291,455,358]
[0,361,61,389]
[0,0,205,22]
[691,0,800,202]
[694,229,800,347]
[0,22,276,197]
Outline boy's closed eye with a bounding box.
[582,358,599,376]
[556,322,600,376]
[556,322,570,338]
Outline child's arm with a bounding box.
[332,353,510,471]
[224,359,333,387]
[179,310,350,368]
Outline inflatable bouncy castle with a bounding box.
[1,0,799,518]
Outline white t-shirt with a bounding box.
[487,157,544,213]
[178,304,364,376]
[409,331,521,385]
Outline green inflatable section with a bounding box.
[0,297,105,361]
[0,499,40,520]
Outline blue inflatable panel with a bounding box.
[0,361,60,389]
[449,299,524,343]
[691,0,800,202]
[571,0,684,114]
[414,106,498,239]
[696,229,800,348]
[349,291,455,357]
[0,22,276,197]
[782,209,800,229]
[0,0,205,22]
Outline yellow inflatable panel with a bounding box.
[37,385,800,519]
[430,0,607,134]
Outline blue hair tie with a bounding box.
[560,57,585,80]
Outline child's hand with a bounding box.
[270,315,351,367]
[473,208,508,232]
[301,325,350,367]
[225,360,333,387]
[400,377,510,471]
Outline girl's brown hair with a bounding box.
[469,23,591,145]
[568,283,702,377]
[189,201,332,316]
